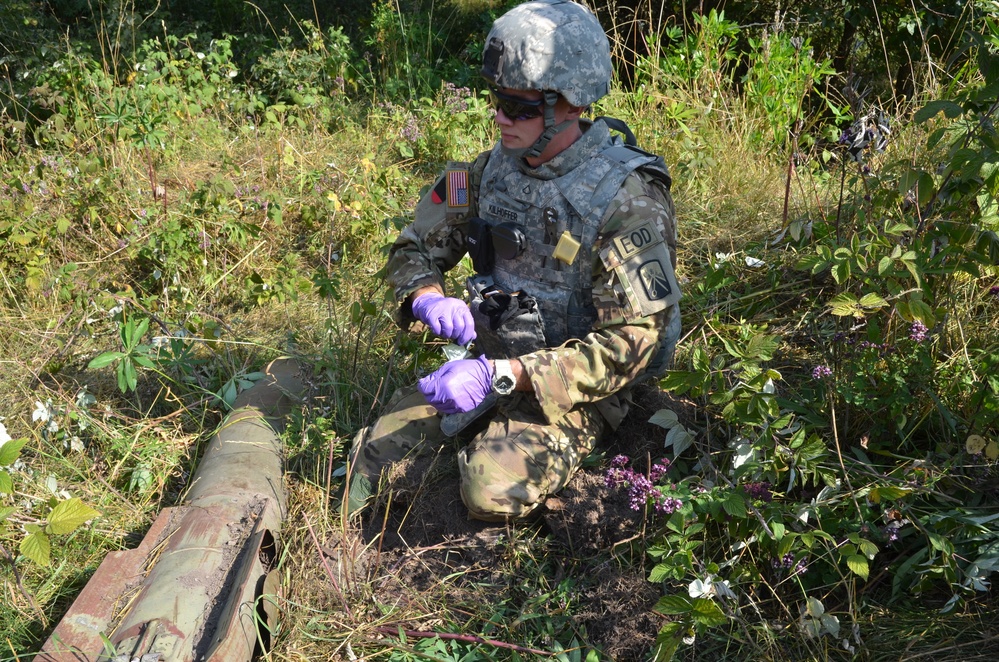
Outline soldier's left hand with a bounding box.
[418,355,492,414]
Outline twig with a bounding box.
[828,394,864,519]
[303,512,352,617]
[0,541,46,626]
[373,626,554,656]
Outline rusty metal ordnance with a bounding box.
[35,358,307,662]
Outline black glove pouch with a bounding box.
[470,284,547,359]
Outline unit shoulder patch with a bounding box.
[601,218,681,318]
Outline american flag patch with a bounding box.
[447,169,469,208]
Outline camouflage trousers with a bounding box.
[347,386,609,521]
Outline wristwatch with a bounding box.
[491,359,516,395]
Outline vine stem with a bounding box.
[0,541,46,625]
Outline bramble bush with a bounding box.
[597,6,999,660]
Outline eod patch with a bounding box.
[601,219,681,317]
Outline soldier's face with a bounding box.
[492,88,557,149]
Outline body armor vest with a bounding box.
[468,133,672,360]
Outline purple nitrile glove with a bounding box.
[410,292,476,345]
[418,355,492,414]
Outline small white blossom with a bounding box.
[32,401,51,424]
[76,389,96,409]
[0,420,10,445]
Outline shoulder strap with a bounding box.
[595,117,673,192]
[467,149,492,217]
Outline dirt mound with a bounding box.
[328,386,697,658]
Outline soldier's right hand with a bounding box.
[411,292,476,345]
[418,355,492,414]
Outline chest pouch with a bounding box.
[466,216,494,274]
[492,222,527,261]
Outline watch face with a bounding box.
[492,360,515,395]
[494,375,515,394]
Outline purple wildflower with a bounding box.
[604,467,628,489]
[649,461,670,482]
[442,82,470,113]
[990,285,999,298]
[812,365,833,379]
[655,496,683,514]
[611,455,630,468]
[772,553,807,575]
[909,320,928,343]
[743,481,774,502]
[628,474,655,510]
[772,553,795,570]
[401,116,422,143]
[882,520,903,544]
[605,455,683,514]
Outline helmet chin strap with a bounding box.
[500,91,574,161]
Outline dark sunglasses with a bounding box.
[488,88,545,121]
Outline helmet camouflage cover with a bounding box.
[481,0,612,107]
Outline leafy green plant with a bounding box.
[642,9,741,94]
[742,29,836,150]
[1,429,100,568]
[17,495,101,567]
[88,313,156,393]
[0,432,28,499]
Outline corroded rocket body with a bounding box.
[36,358,307,661]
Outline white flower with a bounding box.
[32,401,51,424]
[76,389,96,409]
[0,421,10,445]
[688,575,736,600]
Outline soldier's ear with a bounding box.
[565,104,585,120]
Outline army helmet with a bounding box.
[481,0,611,107]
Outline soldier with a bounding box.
[346,0,681,522]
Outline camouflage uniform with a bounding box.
[348,0,681,521]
